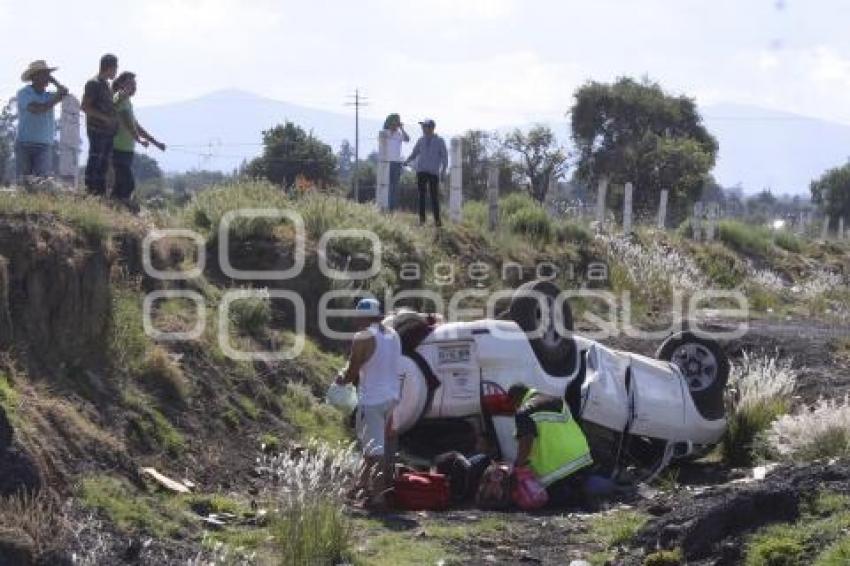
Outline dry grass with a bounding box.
[767,397,850,462]
[0,491,68,556]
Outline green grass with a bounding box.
[0,371,19,420]
[124,391,186,455]
[644,549,684,565]
[236,395,260,420]
[110,287,149,376]
[505,205,553,242]
[692,243,748,288]
[78,476,188,537]
[718,220,775,257]
[281,383,348,444]
[774,231,804,253]
[138,346,189,406]
[228,294,272,337]
[588,509,648,547]
[744,491,850,566]
[721,398,789,467]
[0,191,130,242]
[270,499,353,565]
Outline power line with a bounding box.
[344,89,369,202]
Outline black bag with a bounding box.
[433,451,471,503]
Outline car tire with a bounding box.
[656,331,729,421]
[509,280,575,376]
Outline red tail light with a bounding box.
[481,381,514,415]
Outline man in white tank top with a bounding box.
[336,298,402,503]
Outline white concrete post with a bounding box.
[705,202,718,241]
[595,177,608,227]
[623,182,634,234]
[58,94,81,188]
[376,130,390,211]
[840,217,845,240]
[548,174,559,202]
[487,164,499,231]
[797,211,805,235]
[657,189,668,230]
[692,202,704,241]
[822,216,830,240]
[449,137,463,223]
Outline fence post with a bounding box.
[623,182,634,234]
[487,164,499,231]
[449,137,463,223]
[797,211,805,235]
[58,94,82,189]
[548,174,559,203]
[657,189,668,230]
[595,177,608,228]
[692,202,704,241]
[705,202,718,241]
[376,130,390,211]
[822,216,830,240]
[840,217,845,240]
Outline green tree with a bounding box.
[132,153,163,185]
[247,122,336,189]
[571,77,718,222]
[461,130,520,200]
[811,161,850,226]
[503,125,568,202]
[336,139,355,185]
[0,99,16,185]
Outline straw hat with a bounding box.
[21,60,57,82]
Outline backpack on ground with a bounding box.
[393,471,450,511]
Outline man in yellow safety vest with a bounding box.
[509,384,594,505]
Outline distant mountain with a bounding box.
[132,90,850,195]
[701,103,850,195]
[134,89,382,173]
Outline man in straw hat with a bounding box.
[336,298,402,506]
[15,60,69,180]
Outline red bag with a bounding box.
[511,466,549,510]
[393,472,450,510]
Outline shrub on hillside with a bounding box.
[722,351,796,466]
[774,231,804,253]
[692,243,747,288]
[257,441,361,565]
[139,347,189,406]
[505,206,552,242]
[766,397,850,462]
[229,292,272,337]
[499,192,538,218]
[718,220,774,257]
[554,220,591,244]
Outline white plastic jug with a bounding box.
[326,382,358,412]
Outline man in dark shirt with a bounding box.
[81,54,119,195]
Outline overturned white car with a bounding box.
[385,281,730,479]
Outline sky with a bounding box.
[2,0,850,135]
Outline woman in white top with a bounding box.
[383,113,409,211]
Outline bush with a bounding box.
[281,383,348,444]
[774,231,804,253]
[505,206,552,242]
[766,397,850,462]
[229,293,272,337]
[111,288,148,375]
[554,220,591,244]
[500,192,538,218]
[718,220,775,257]
[722,351,796,466]
[138,347,189,406]
[0,492,67,556]
[745,524,806,566]
[256,442,361,565]
[693,243,747,288]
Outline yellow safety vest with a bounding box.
[522,390,593,487]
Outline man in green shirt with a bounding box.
[111,72,166,206]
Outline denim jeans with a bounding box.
[85,130,113,196]
[112,150,136,200]
[15,143,52,180]
[388,161,402,211]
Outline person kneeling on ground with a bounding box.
[336,298,402,507]
[112,71,166,209]
[509,384,605,508]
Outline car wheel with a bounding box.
[656,331,729,421]
[509,280,575,376]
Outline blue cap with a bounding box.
[355,298,382,317]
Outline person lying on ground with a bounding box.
[15,60,68,180]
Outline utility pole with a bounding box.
[344,89,368,202]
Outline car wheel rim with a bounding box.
[671,343,718,392]
[534,295,561,348]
